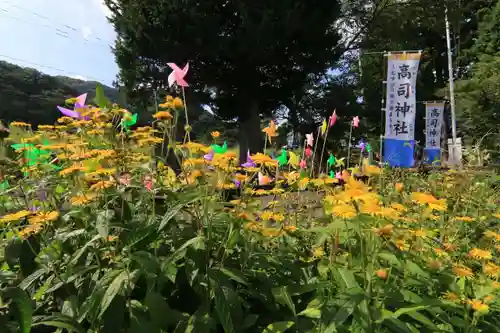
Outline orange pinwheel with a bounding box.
[262,120,278,143]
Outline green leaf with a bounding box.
[94,83,110,108]
[332,267,360,291]
[214,286,234,333]
[99,270,128,318]
[262,321,294,333]
[217,267,248,286]
[70,235,101,265]
[242,314,259,330]
[32,315,84,333]
[272,286,296,316]
[165,236,204,265]
[298,307,321,319]
[6,287,33,333]
[19,268,45,290]
[96,210,114,238]
[405,260,430,279]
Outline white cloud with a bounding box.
[82,26,92,40]
[71,75,88,81]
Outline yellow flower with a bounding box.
[453,216,474,222]
[395,239,409,251]
[442,291,460,303]
[158,95,174,108]
[298,177,309,190]
[28,211,59,225]
[312,247,325,258]
[261,228,282,237]
[467,299,489,313]
[172,97,184,109]
[89,180,115,191]
[153,111,173,120]
[373,224,393,237]
[70,193,97,206]
[375,269,388,280]
[493,213,500,219]
[468,248,492,260]
[331,204,357,219]
[452,264,474,279]
[211,131,220,138]
[283,225,297,232]
[10,121,31,127]
[391,203,407,212]
[483,262,500,278]
[18,223,43,238]
[395,183,404,193]
[0,210,32,224]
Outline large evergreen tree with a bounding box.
[104,0,343,161]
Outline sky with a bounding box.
[0,0,118,86]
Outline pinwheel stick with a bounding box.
[346,122,353,169]
[309,129,320,178]
[181,86,191,143]
[318,124,331,175]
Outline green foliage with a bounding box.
[0,61,119,126]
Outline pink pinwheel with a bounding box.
[305,146,312,158]
[329,110,337,127]
[57,93,89,119]
[353,116,360,128]
[167,62,189,87]
[299,159,307,169]
[335,171,342,180]
[305,133,314,146]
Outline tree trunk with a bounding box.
[238,101,262,164]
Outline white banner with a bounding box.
[385,53,421,140]
[425,102,445,149]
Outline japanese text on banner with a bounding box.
[385,53,421,140]
[425,102,444,149]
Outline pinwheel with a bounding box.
[210,141,227,154]
[321,119,327,135]
[57,93,90,119]
[258,172,272,186]
[288,151,299,168]
[276,148,288,167]
[329,110,337,127]
[327,153,336,169]
[299,159,307,169]
[167,62,189,87]
[357,140,367,152]
[11,142,61,172]
[121,113,138,132]
[306,133,314,146]
[353,116,360,128]
[241,151,256,168]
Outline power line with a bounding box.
[0,5,114,49]
[0,53,112,83]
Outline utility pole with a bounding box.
[445,6,459,166]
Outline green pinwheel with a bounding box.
[0,180,8,190]
[366,143,372,153]
[210,141,228,154]
[276,148,288,167]
[327,153,336,169]
[121,113,138,132]
[11,142,61,170]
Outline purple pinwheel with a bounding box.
[57,93,90,119]
[204,151,214,161]
[241,150,255,168]
[234,180,241,188]
[356,139,367,152]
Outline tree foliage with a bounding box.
[105,0,344,161]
